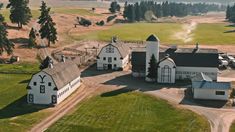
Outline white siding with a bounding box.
[28,72,56,104]
[145,41,159,77]
[57,76,81,104]
[157,59,176,83]
[176,67,218,81]
[193,88,229,100]
[28,72,81,105]
[97,44,129,70]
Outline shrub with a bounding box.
[96,20,105,26]
[107,15,117,23]
[78,17,92,27]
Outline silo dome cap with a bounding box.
[146,34,160,42]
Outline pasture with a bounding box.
[47,91,210,132]
[230,122,235,132]
[70,23,183,44]
[193,23,235,45]
[70,22,235,45]
[0,63,51,132]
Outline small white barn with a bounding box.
[192,73,231,100]
[27,60,81,105]
[97,38,130,70]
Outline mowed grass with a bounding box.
[0,62,39,74]
[230,122,235,132]
[71,23,182,43]
[52,8,102,16]
[193,23,235,45]
[0,63,51,132]
[47,91,210,132]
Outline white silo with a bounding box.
[145,34,160,81]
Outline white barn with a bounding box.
[27,60,81,105]
[97,38,130,70]
[192,73,231,100]
[132,34,219,83]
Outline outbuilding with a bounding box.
[192,73,231,101]
[97,37,130,70]
[27,60,81,105]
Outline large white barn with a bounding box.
[27,60,81,105]
[132,34,219,83]
[97,38,130,70]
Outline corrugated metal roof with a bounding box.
[42,60,80,90]
[192,81,231,90]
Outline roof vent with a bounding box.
[195,43,199,50]
[49,63,53,69]
[111,36,118,43]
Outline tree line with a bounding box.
[0,1,57,56]
[226,4,235,23]
[123,1,226,22]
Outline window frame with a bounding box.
[215,91,225,95]
[40,85,45,93]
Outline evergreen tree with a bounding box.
[38,1,57,47]
[28,28,36,48]
[226,5,230,20]
[7,0,32,28]
[0,3,4,23]
[0,23,14,55]
[123,1,128,19]
[134,3,141,21]
[109,1,120,13]
[147,54,157,80]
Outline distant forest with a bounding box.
[118,0,234,5]
[123,1,226,22]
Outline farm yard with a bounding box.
[0,63,53,132]
[47,92,210,132]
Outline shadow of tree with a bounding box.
[0,95,49,119]
[224,30,235,33]
[101,88,134,97]
[19,79,31,84]
[10,38,29,44]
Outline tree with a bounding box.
[109,1,120,13]
[147,54,157,80]
[123,1,128,20]
[226,5,231,20]
[38,1,57,47]
[7,0,32,28]
[28,28,36,48]
[0,23,14,55]
[40,56,53,70]
[0,4,14,55]
[0,3,4,23]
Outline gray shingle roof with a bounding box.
[192,81,231,90]
[42,60,80,90]
[114,42,130,58]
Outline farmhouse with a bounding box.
[97,38,130,70]
[192,73,231,100]
[27,60,81,105]
[132,34,219,83]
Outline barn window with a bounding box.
[161,65,171,83]
[114,57,117,61]
[103,57,106,61]
[33,82,37,86]
[215,91,225,95]
[106,46,114,53]
[40,85,45,93]
[48,82,52,86]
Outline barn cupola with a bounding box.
[111,36,118,43]
[145,34,160,81]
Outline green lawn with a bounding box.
[0,62,39,74]
[230,122,235,132]
[70,23,183,44]
[0,63,51,132]
[52,8,101,16]
[47,91,210,132]
[193,23,235,45]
